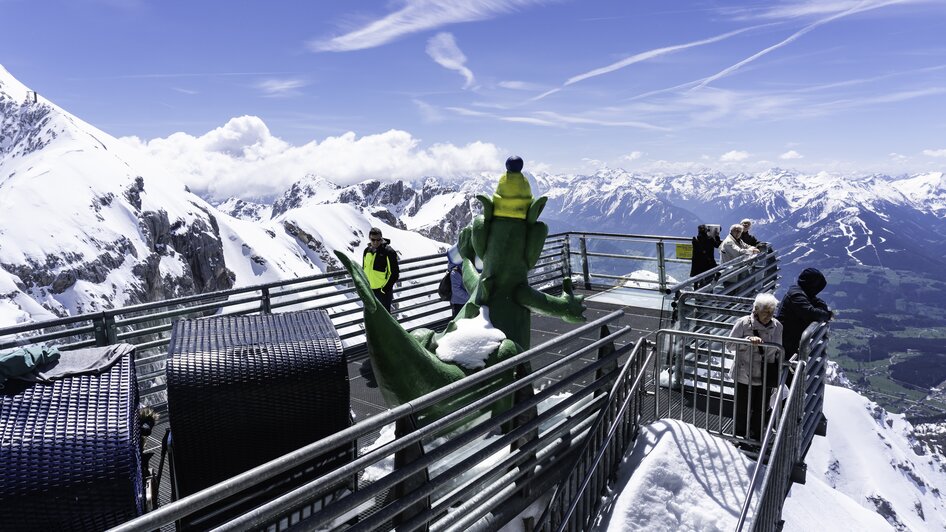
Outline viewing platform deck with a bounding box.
[2,232,825,532]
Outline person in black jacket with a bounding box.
[362,227,400,313]
[776,268,833,358]
[740,219,763,248]
[690,224,721,287]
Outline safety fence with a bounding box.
[107,310,637,532]
[0,231,702,417]
[737,321,829,531]
[1,231,809,531]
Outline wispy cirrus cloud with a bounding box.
[445,105,670,130]
[498,80,549,91]
[565,26,768,87]
[723,0,922,21]
[447,106,559,127]
[310,0,554,52]
[531,24,771,101]
[257,79,307,98]
[426,32,475,88]
[691,1,916,90]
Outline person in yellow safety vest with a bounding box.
[362,227,400,313]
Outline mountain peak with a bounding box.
[0,64,32,103]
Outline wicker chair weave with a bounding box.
[0,347,142,532]
[166,309,350,498]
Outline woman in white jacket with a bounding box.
[730,292,783,441]
[720,223,759,263]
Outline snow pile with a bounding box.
[595,402,928,531]
[435,306,506,369]
[594,419,757,531]
[620,270,678,290]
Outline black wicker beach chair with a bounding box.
[165,309,353,530]
[0,345,143,532]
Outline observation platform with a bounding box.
[1,231,824,532]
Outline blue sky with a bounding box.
[2,0,945,193]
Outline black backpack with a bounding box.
[437,269,453,302]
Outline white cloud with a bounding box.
[780,150,803,160]
[922,148,946,158]
[426,33,475,88]
[257,79,306,97]
[624,151,644,161]
[888,152,908,162]
[122,116,504,201]
[720,150,750,162]
[311,0,552,52]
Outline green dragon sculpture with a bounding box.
[335,162,585,422]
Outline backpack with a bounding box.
[437,270,452,302]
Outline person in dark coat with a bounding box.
[445,245,470,318]
[690,224,721,287]
[740,219,761,247]
[776,268,832,358]
[362,227,400,313]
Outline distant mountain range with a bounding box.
[5,63,946,325]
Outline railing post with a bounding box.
[656,240,667,293]
[93,312,117,346]
[392,414,431,531]
[562,237,573,282]
[579,236,591,290]
[260,287,272,314]
[595,325,617,396]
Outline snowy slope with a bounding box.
[0,65,445,326]
[802,385,946,530]
[593,419,890,531]
[593,390,946,532]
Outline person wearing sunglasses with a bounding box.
[362,227,400,313]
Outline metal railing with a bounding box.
[564,232,691,294]
[108,310,636,532]
[0,235,569,416]
[534,335,655,532]
[1,230,810,531]
[735,359,804,532]
[667,246,779,300]
[737,322,830,531]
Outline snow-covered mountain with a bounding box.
[0,66,445,325]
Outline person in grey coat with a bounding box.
[729,292,783,440]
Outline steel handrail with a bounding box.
[550,335,655,532]
[106,310,626,532]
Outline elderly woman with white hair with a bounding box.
[729,292,783,441]
[720,223,759,263]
